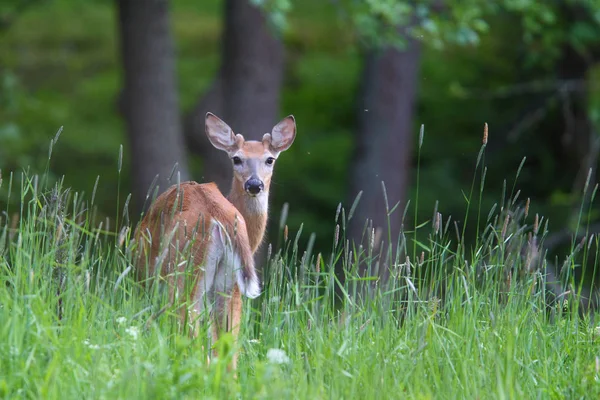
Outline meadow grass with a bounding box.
[1,133,600,400]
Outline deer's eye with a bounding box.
[232,156,242,165]
[266,157,275,165]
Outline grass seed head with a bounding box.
[483,122,488,145]
[316,253,321,274]
[501,214,510,239]
[434,212,441,236]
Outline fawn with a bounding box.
[134,112,296,369]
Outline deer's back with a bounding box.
[134,181,252,282]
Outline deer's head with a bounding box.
[205,112,296,198]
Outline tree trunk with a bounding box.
[117,0,189,215]
[184,0,283,192]
[348,38,421,277]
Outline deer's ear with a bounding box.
[205,112,242,152]
[267,115,296,153]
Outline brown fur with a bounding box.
[134,181,255,357]
[135,181,254,285]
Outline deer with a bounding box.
[134,112,296,370]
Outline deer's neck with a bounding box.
[227,181,269,254]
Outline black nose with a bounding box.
[244,178,264,195]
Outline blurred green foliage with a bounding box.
[1,0,600,257]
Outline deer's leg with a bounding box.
[208,221,247,371]
[211,285,242,371]
[186,227,222,364]
[228,285,243,371]
[144,259,182,331]
[186,265,216,368]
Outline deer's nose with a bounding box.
[244,178,264,195]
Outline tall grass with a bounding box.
[0,129,599,399]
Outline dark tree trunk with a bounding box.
[542,3,600,304]
[117,0,189,215]
[554,5,600,201]
[348,37,421,276]
[184,0,283,192]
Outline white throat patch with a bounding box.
[246,192,269,215]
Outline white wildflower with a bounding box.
[83,339,101,350]
[266,348,290,365]
[125,326,140,340]
[248,339,260,344]
[116,317,127,326]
